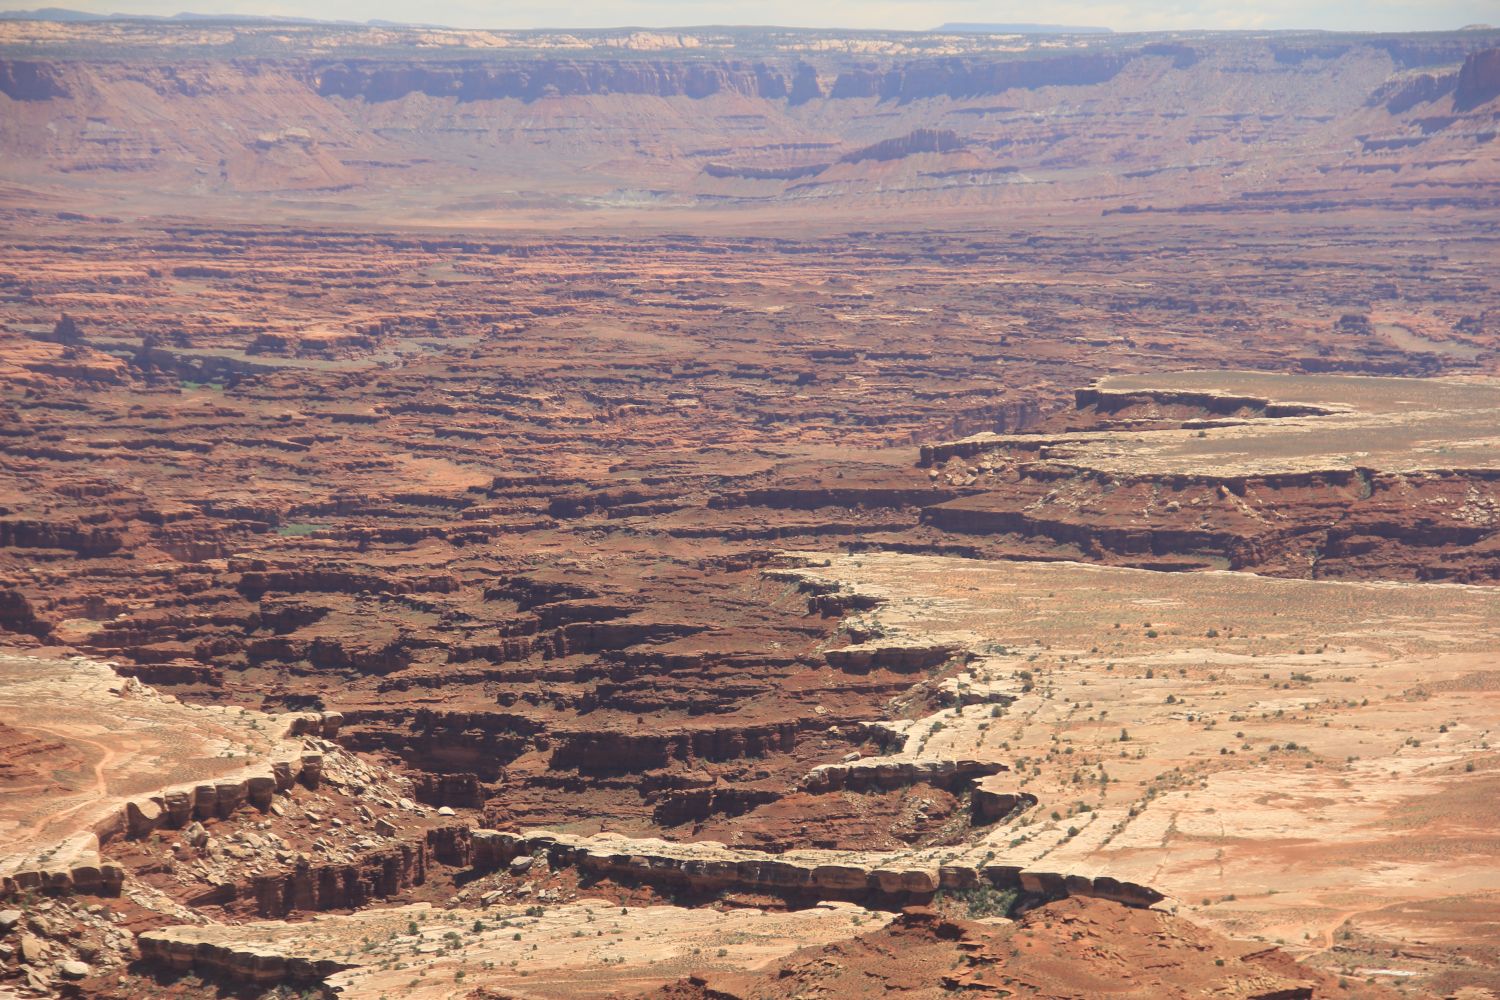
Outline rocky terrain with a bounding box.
[1,21,1499,225]
[1,11,1499,1000]
[648,901,1403,999]
[920,371,1500,580]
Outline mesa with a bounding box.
[1,12,1498,1000]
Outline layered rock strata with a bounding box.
[467,829,1165,909]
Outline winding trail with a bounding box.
[1311,905,1381,953]
[10,726,119,843]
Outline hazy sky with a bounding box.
[4,0,1496,33]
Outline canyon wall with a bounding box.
[2,27,1497,219]
[467,829,1166,910]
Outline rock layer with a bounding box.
[468,829,1165,909]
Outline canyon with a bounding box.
[0,21,1498,225]
[0,11,1498,1000]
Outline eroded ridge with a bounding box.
[2,24,1498,222]
[0,654,315,895]
[777,548,1500,982]
[2,15,1499,993]
[920,371,1500,579]
[138,898,888,998]
[463,828,1165,909]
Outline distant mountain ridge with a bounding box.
[0,7,400,24]
[1,10,1118,33]
[935,22,1113,34]
[0,7,106,19]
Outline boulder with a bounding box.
[126,797,163,837]
[163,789,194,826]
[870,866,938,894]
[215,780,247,817]
[17,932,45,964]
[58,960,90,980]
[192,784,219,820]
[811,864,867,891]
[971,787,1035,824]
[300,753,324,788]
[246,775,277,809]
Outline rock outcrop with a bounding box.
[248,841,426,918]
[107,751,320,843]
[668,896,1346,1000]
[315,59,795,103]
[918,373,1500,581]
[0,748,325,899]
[825,640,966,672]
[137,927,353,985]
[1368,70,1457,113]
[0,680,334,901]
[826,52,1130,102]
[799,758,1005,794]
[838,129,964,164]
[0,833,124,898]
[0,59,69,100]
[1455,47,1500,110]
[467,829,1164,909]
[971,787,1038,824]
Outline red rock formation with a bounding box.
[838,130,964,164]
[138,930,353,984]
[467,829,1164,910]
[0,59,69,100]
[1455,47,1500,110]
[644,898,1392,999]
[917,381,1500,581]
[248,841,425,917]
[828,52,1129,101]
[314,59,794,103]
[2,18,1498,1000]
[1369,70,1457,113]
[413,772,486,809]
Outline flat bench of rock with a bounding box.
[800,757,1006,794]
[0,832,124,897]
[469,829,1164,909]
[1,709,339,901]
[137,924,353,985]
[824,639,967,672]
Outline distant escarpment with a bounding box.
[826,52,1128,101]
[5,27,1500,215]
[1367,44,1500,116]
[1455,47,1500,110]
[308,52,1131,105]
[0,58,68,100]
[1368,70,1458,113]
[917,374,1500,583]
[840,129,964,163]
[313,59,799,103]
